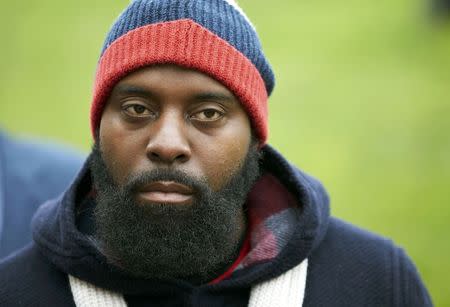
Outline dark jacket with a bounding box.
[0,145,432,306]
[0,132,84,259]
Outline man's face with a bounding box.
[93,64,259,283]
[99,64,253,196]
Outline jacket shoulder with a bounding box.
[304,217,432,306]
[0,243,75,307]
[0,134,85,258]
[2,135,85,199]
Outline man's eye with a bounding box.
[191,109,224,121]
[123,104,151,117]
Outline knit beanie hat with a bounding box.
[90,0,275,144]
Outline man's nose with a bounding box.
[145,113,191,165]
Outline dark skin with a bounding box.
[99,64,254,239]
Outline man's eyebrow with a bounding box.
[112,85,236,103]
[113,84,153,97]
[193,92,236,103]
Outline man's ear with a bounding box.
[251,140,259,152]
[250,131,264,153]
[94,128,100,145]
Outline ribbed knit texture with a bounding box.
[69,275,127,307]
[100,0,274,93]
[248,259,308,307]
[68,260,308,307]
[90,0,274,144]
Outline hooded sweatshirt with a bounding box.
[0,145,432,307]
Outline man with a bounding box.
[0,130,83,259]
[0,1,432,306]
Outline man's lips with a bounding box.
[137,181,194,205]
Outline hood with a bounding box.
[32,145,330,294]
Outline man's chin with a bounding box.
[133,201,196,224]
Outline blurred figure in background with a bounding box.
[0,129,84,259]
[432,0,450,19]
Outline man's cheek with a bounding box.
[206,154,246,192]
[97,144,126,187]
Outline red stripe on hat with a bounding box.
[90,19,268,144]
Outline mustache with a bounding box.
[123,168,209,195]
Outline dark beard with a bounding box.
[89,142,261,284]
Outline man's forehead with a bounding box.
[111,64,238,99]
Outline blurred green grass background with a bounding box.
[1,0,449,304]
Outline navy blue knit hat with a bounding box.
[91,0,275,144]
